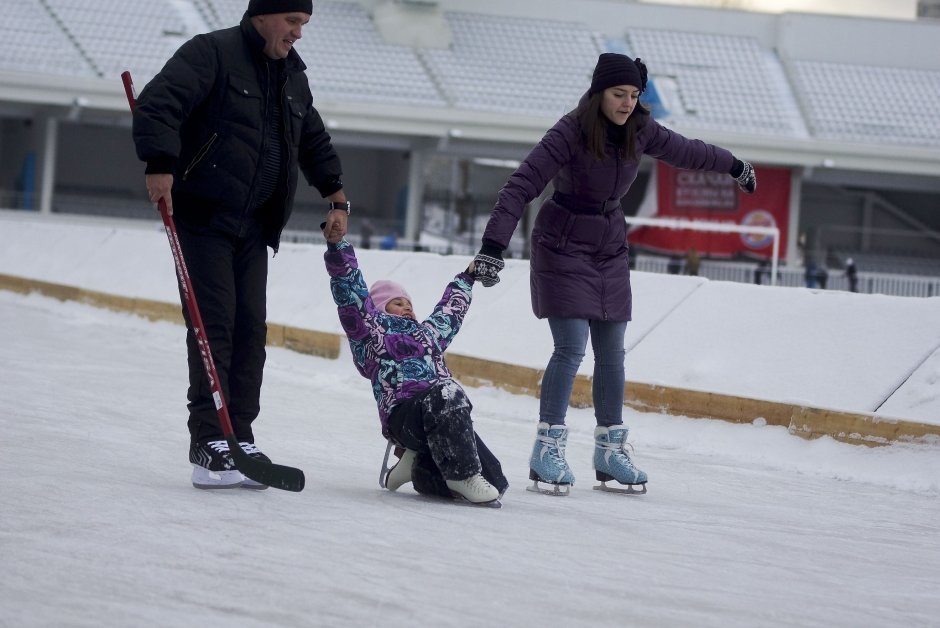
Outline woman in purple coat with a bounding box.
[472,53,757,496]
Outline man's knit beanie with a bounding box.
[246,0,313,16]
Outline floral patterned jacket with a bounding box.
[324,239,474,432]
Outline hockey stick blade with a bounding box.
[227,436,305,492]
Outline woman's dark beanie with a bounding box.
[246,0,313,16]
[590,53,646,95]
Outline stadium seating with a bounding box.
[3,0,940,149]
[790,60,940,146]
[0,0,96,77]
[296,1,445,107]
[419,12,599,116]
[197,0,445,106]
[624,28,808,137]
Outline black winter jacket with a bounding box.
[132,17,342,249]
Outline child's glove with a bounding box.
[473,244,505,287]
[730,159,757,194]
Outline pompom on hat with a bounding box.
[246,0,313,16]
[369,280,412,314]
[589,53,648,95]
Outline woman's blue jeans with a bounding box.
[539,317,628,427]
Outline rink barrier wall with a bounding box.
[0,274,341,359]
[450,353,938,447]
[5,272,937,448]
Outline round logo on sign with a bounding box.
[740,209,777,249]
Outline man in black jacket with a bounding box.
[133,0,348,489]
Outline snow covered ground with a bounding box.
[3,290,940,628]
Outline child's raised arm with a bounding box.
[324,239,379,341]
[424,266,475,352]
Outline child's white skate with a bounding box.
[446,473,501,507]
[592,426,648,495]
[379,442,416,491]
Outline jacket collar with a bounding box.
[239,14,307,72]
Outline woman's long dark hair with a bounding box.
[570,91,650,162]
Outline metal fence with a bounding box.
[284,228,940,298]
[633,256,940,297]
[6,194,937,299]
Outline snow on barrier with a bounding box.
[2,210,939,446]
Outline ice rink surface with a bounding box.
[2,291,939,627]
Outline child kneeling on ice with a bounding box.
[323,236,508,506]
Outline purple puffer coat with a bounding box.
[482,109,734,322]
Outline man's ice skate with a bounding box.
[527,422,574,496]
[592,426,648,495]
[237,442,271,490]
[380,443,416,491]
[446,473,501,507]
[189,440,243,489]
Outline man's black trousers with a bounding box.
[175,220,268,445]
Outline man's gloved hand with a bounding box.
[473,243,505,287]
[730,158,757,194]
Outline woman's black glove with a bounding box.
[730,158,757,194]
[473,242,505,287]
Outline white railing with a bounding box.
[627,215,781,286]
[4,203,937,298]
[636,255,940,297]
[283,228,939,298]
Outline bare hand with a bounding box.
[320,218,343,243]
[323,209,348,244]
[146,174,174,215]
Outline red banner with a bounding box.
[629,162,791,259]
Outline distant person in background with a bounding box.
[685,247,700,276]
[754,259,768,285]
[667,254,682,275]
[817,264,829,289]
[845,258,859,292]
[360,218,373,249]
[322,225,507,506]
[132,0,349,489]
[471,52,758,496]
[804,259,818,288]
[379,232,397,250]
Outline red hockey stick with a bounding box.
[122,71,304,492]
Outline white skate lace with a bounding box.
[239,442,261,455]
[537,434,568,465]
[467,473,493,495]
[602,440,639,471]
[597,439,635,454]
[206,440,230,453]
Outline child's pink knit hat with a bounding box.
[369,280,412,313]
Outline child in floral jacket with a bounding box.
[324,238,507,505]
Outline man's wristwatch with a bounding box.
[329,201,351,215]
